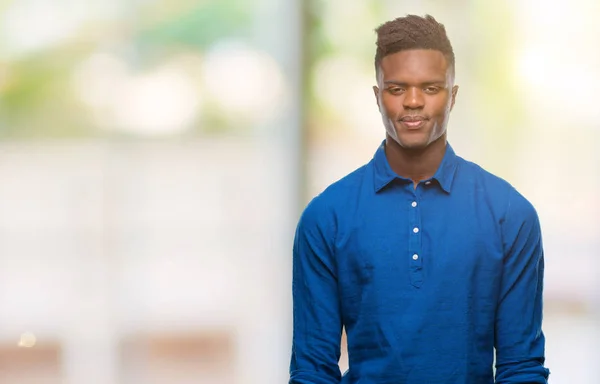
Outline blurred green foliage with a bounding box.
[0,0,252,139]
[137,0,251,51]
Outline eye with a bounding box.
[387,87,404,95]
[424,86,440,94]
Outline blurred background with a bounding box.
[0,0,598,383]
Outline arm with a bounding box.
[494,189,550,384]
[289,198,342,384]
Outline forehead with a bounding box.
[379,49,449,82]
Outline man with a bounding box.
[289,14,549,384]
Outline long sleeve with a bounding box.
[289,198,343,384]
[495,189,550,383]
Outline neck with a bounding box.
[384,134,447,186]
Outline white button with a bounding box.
[413,227,419,234]
[411,201,417,208]
[412,254,419,260]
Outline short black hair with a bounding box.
[374,14,455,77]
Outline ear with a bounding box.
[373,85,380,109]
[450,85,459,111]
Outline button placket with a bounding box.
[408,195,423,287]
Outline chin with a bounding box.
[399,141,430,150]
[395,130,446,150]
[393,134,431,150]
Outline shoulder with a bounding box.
[457,156,538,223]
[298,164,369,230]
[457,156,513,192]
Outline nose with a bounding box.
[403,87,424,109]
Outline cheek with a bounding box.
[430,98,451,118]
[381,97,402,117]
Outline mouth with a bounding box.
[398,116,428,129]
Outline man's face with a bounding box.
[373,49,459,150]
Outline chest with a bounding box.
[335,190,504,292]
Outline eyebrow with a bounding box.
[383,80,447,87]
